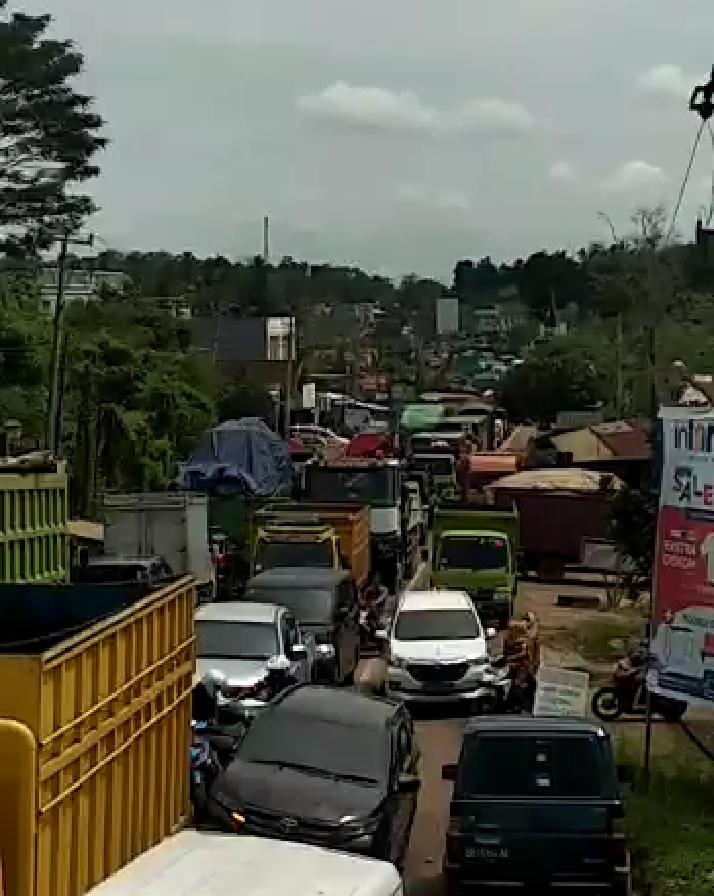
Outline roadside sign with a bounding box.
[534,667,590,718]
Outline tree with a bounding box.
[500,347,605,424]
[610,481,657,580]
[0,4,105,252]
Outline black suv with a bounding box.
[442,716,630,894]
[211,684,421,869]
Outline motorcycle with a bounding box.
[591,644,688,723]
[471,663,512,714]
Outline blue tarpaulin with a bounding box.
[180,419,292,497]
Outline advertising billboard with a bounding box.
[650,407,714,705]
[436,297,459,336]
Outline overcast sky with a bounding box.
[32,0,714,280]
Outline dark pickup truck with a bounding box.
[442,715,631,894]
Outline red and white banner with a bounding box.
[651,408,714,705]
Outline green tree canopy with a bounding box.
[0,3,106,252]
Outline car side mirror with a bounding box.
[397,772,421,793]
[442,763,457,782]
[375,628,389,641]
[290,643,307,660]
[486,627,497,640]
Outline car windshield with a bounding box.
[438,536,508,571]
[196,620,278,660]
[394,608,480,641]
[458,735,605,798]
[255,540,334,570]
[239,712,389,784]
[305,467,397,507]
[248,586,334,625]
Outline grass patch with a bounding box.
[576,615,644,663]
[546,613,645,667]
[616,734,714,896]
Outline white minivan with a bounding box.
[91,831,403,896]
[385,589,495,703]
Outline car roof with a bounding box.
[273,685,402,728]
[249,568,349,588]
[398,589,474,612]
[90,831,401,895]
[195,601,281,624]
[463,715,607,737]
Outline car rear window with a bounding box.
[458,734,604,798]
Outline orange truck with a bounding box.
[251,502,371,594]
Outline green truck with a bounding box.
[431,507,520,628]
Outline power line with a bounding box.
[666,119,705,244]
[706,121,714,226]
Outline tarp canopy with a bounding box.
[180,418,292,497]
[400,403,446,432]
[489,467,624,493]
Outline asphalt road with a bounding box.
[405,713,466,895]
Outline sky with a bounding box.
[29,0,714,281]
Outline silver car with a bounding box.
[195,602,314,712]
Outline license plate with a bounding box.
[465,847,509,860]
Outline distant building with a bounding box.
[39,268,129,314]
[191,315,297,388]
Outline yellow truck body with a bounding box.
[252,502,370,591]
[0,577,196,896]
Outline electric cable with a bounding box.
[666,119,706,244]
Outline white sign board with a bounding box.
[302,382,316,409]
[436,297,459,336]
[533,667,590,718]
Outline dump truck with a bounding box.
[251,502,370,594]
[303,460,415,593]
[101,492,214,600]
[0,577,196,896]
[431,507,520,628]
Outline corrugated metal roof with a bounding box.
[592,420,650,459]
[489,467,624,492]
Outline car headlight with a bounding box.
[315,643,336,659]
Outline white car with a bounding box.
[384,590,495,704]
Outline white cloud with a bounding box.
[549,161,577,182]
[297,81,439,133]
[298,82,535,137]
[451,98,535,135]
[636,64,691,99]
[397,184,471,213]
[603,160,667,193]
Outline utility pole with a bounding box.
[46,229,94,454]
[284,313,293,438]
[263,215,270,263]
[615,311,624,416]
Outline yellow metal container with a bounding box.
[0,577,196,896]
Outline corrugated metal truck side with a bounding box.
[0,577,196,896]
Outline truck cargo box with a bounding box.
[253,502,370,590]
[0,578,196,896]
[493,489,612,575]
[102,492,212,592]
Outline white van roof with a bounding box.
[399,589,472,612]
[91,832,402,896]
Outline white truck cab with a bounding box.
[90,831,404,896]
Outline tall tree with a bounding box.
[0,3,105,253]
